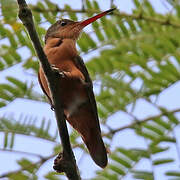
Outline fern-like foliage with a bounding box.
[0,114,58,147]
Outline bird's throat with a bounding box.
[60,39,78,59]
[44,38,78,63]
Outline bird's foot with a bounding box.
[53,153,64,173]
[51,65,65,78]
[53,152,72,173]
[51,105,55,111]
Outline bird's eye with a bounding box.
[61,21,67,26]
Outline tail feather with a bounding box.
[66,103,108,168]
[82,132,107,168]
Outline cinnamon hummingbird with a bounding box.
[38,8,115,168]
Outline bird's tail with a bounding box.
[65,96,108,168]
[67,107,108,168]
[82,130,108,168]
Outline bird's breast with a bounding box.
[42,39,88,117]
[44,38,78,64]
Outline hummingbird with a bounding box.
[38,8,115,168]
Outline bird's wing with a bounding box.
[38,71,54,107]
[74,55,101,131]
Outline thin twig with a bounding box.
[30,6,180,29]
[16,0,81,179]
[103,108,180,136]
[0,148,43,158]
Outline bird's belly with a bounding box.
[61,79,87,118]
[64,94,87,118]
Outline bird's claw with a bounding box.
[53,152,72,173]
[58,71,66,78]
[51,65,65,78]
[51,64,59,72]
[51,105,55,111]
[53,153,64,173]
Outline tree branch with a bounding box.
[0,148,43,158]
[16,0,81,179]
[31,6,180,29]
[104,108,180,136]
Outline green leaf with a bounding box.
[0,0,17,23]
[144,0,155,15]
[65,5,78,21]
[6,77,27,91]
[101,17,113,39]
[0,84,21,97]
[109,165,126,175]
[131,148,150,158]
[133,0,141,8]
[10,133,15,149]
[0,101,6,107]
[110,154,132,168]
[166,113,179,125]
[0,59,5,70]
[150,146,169,154]
[0,24,7,38]
[17,158,37,173]
[132,170,153,180]
[117,19,129,37]
[45,171,62,180]
[2,54,14,66]
[166,171,180,177]
[154,118,171,129]
[96,171,118,180]
[4,132,8,148]
[23,57,39,72]
[127,19,137,32]
[136,130,159,141]
[16,30,27,45]
[92,21,105,41]
[8,172,29,180]
[84,33,96,49]
[85,0,93,16]
[143,123,164,136]
[153,158,174,165]
[117,148,139,161]
[7,31,18,48]
[37,1,54,24]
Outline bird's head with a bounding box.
[45,8,116,43]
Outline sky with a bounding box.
[0,0,180,180]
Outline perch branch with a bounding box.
[16,0,81,179]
